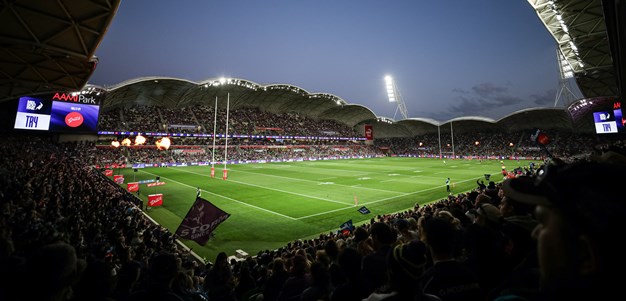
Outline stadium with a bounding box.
[1,1,625,301]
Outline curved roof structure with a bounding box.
[100,77,377,127]
[527,0,618,99]
[0,0,121,102]
[96,76,584,136]
[350,107,576,138]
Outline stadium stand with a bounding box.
[2,1,626,300]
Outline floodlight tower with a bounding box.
[554,48,581,107]
[384,75,409,120]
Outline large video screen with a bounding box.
[14,96,53,131]
[14,90,102,133]
[593,102,624,134]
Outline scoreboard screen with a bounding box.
[14,92,101,133]
[593,102,624,134]
[14,97,53,131]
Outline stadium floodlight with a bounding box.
[384,76,396,102]
[383,75,409,120]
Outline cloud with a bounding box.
[446,82,523,116]
[529,89,556,105]
[471,82,508,97]
[451,88,470,94]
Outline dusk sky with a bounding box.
[89,0,580,122]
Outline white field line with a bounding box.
[295,176,481,220]
[173,168,351,206]
[317,177,337,180]
[139,170,297,220]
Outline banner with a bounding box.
[175,197,230,246]
[148,194,163,207]
[113,175,124,184]
[147,181,166,187]
[127,182,139,192]
[104,169,113,176]
[358,206,371,214]
[364,125,373,140]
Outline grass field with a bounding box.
[114,157,535,261]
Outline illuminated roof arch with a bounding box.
[100,76,376,127]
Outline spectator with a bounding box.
[502,161,626,300]
[363,240,440,301]
[421,217,482,301]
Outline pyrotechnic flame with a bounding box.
[134,135,146,145]
[121,138,131,146]
[156,137,171,150]
[111,141,120,148]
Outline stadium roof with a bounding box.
[354,107,574,137]
[0,0,121,102]
[96,76,584,135]
[527,0,618,98]
[101,76,378,127]
[1,0,620,135]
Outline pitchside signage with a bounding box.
[148,194,163,207]
[127,182,139,192]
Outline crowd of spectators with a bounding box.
[1,132,624,301]
[99,106,360,138]
[374,130,623,160]
[86,128,626,167]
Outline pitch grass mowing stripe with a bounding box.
[295,175,483,220]
[173,168,353,207]
[229,166,405,195]
[139,170,297,220]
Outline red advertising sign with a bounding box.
[104,169,113,176]
[364,125,373,140]
[127,182,139,192]
[148,194,163,207]
[113,175,124,184]
[147,181,166,187]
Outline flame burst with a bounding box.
[111,141,120,148]
[134,135,146,145]
[121,138,131,146]
[156,137,171,150]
